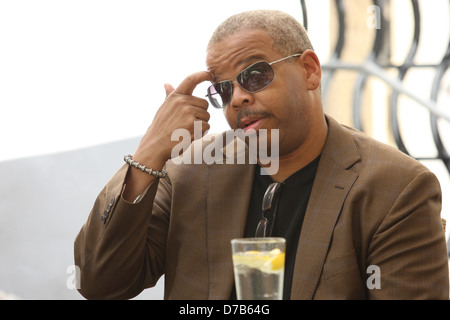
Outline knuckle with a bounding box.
[185,75,194,83]
[176,95,189,104]
[200,99,209,108]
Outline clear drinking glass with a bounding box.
[231,237,285,300]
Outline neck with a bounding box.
[261,115,328,182]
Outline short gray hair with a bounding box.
[207,10,314,56]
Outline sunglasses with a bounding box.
[206,53,302,109]
[255,182,283,237]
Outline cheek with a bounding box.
[224,108,237,129]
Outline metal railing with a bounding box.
[299,0,450,253]
[301,0,450,172]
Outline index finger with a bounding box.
[174,71,213,96]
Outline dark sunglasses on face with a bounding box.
[206,53,302,109]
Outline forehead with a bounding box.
[206,30,277,81]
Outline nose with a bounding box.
[229,81,254,110]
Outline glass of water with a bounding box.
[231,237,285,300]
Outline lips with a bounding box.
[236,109,273,132]
[239,116,265,132]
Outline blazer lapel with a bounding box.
[205,133,255,299]
[290,115,360,299]
[203,116,361,300]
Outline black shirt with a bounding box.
[242,155,320,299]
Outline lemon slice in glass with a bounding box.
[233,249,285,273]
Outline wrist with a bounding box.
[122,152,167,202]
[124,154,167,178]
[132,141,169,171]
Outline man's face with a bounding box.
[206,29,313,158]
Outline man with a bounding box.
[74,10,449,299]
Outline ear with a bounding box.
[300,50,321,90]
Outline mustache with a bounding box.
[236,109,273,129]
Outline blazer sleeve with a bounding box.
[367,170,449,299]
[74,164,171,299]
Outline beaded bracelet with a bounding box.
[123,154,167,178]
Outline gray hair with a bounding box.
[207,10,314,56]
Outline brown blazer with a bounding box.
[74,115,449,299]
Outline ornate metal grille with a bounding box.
[299,0,450,252]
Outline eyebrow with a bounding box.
[210,55,268,83]
[239,55,267,67]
